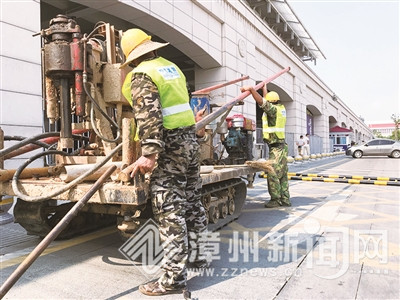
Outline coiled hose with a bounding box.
[0,131,121,201]
[82,33,121,143]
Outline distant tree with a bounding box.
[390,129,400,140]
[391,114,400,141]
[373,129,383,138]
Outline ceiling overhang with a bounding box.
[245,0,326,64]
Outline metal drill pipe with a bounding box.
[0,164,117,299]
[0,167,56,182]
[192,75,250,95]
[60,78,73,148]
[195,67,290,131]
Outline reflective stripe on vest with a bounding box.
[127,57,195,129]
[162,103,192,116]
[262,104,286,140]
[263,127,285,133]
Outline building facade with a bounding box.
[0,0,373,167]
[368,122,396,137]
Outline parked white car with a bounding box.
[346,138,400,158]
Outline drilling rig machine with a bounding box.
[0,15,289,239]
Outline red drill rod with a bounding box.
[192,75,250,95]
[195,67,290,131]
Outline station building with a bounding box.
[0,0,374,168]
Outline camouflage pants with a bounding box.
[150,127,208,288]
[266,143,290,204]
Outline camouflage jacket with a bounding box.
[130,73,164,156]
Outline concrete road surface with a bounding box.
[1,155,399,299]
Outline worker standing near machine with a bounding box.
[120,29,208,296]
[240,85,291,208]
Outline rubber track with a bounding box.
[202,178,247,232]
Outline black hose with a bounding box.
[87,22,106,39]
[89,100,121,143]
[83,79,120,132]
[0,133,90,159]
[82,33,121,143]
[82,47,118,128]
[0,132,59,158]
[4,136,51,149]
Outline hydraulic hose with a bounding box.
[0,132,59,158]
[87,22,106,39]
[82,33,121,143]
[5,136,51,149]
[88,86,121,143]
[82,76,119,130]
[12,143,122,202]
[0,133,89,160]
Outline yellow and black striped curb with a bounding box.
[258,172,400,186]
[287,172,400,182]
[287,175,400,186]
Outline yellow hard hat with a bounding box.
[121,29,151,58]
[120,28,169,68]
[265,91,280,103]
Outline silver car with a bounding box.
[346,138,400,158]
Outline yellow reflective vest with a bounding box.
[262,103,286,141]
[122,57,195,130]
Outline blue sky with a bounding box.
[288,0,399,123]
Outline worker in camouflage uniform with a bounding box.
[240,85,291,208]
[120,29,208,296]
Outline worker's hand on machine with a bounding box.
[130,153,157,177]
[195,107,207,122]
[195,107,207,138]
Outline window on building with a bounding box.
[306,109,314,135]
[336,137,346,144]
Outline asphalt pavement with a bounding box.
[0,155,399,299]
